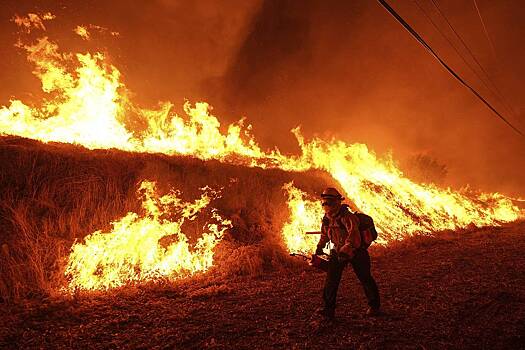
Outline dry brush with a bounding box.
[0,136,335,302]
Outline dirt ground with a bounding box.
[1,222,524,350]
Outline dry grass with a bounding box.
[0,136,335,302]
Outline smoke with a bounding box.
[0,0,524,195]
[217,0,525,195]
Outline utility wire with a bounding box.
[473,0,497,58]
[413,0,503,113]
[427,0,515,118]
[376,0,525,138]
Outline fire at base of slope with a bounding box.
[65,181,231,291]
[1,13,522,291]
[64,179,520,292]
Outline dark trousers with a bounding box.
[322,248,380,316]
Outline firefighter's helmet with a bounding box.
[321,187,344,200]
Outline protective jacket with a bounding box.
[316,205,361,256]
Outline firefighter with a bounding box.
[313,187,380,322]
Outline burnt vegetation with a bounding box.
[0,136,524,349]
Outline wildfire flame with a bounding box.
[281,183,328,255]
[1,15,522,289]
[281,135,519,254]
[280,181,517,254]
[65,181,231,291]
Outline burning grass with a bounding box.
[0,135,522,302]
[0,13,521,301]
[0,136,335,302]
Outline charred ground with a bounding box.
[1,222,524,349]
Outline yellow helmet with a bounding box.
[321,187,344,200]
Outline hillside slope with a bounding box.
[2,222,524,349]
[0,136,336,300]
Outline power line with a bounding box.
[473,0,497,58]
[376,0,525,138]
[413,0,504,114]
[426,0,516,118]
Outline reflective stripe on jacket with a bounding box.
[316,205,361,256]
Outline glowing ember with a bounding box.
[64,181,231,291]
[12,12,55,33]
[74,25,90,40]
